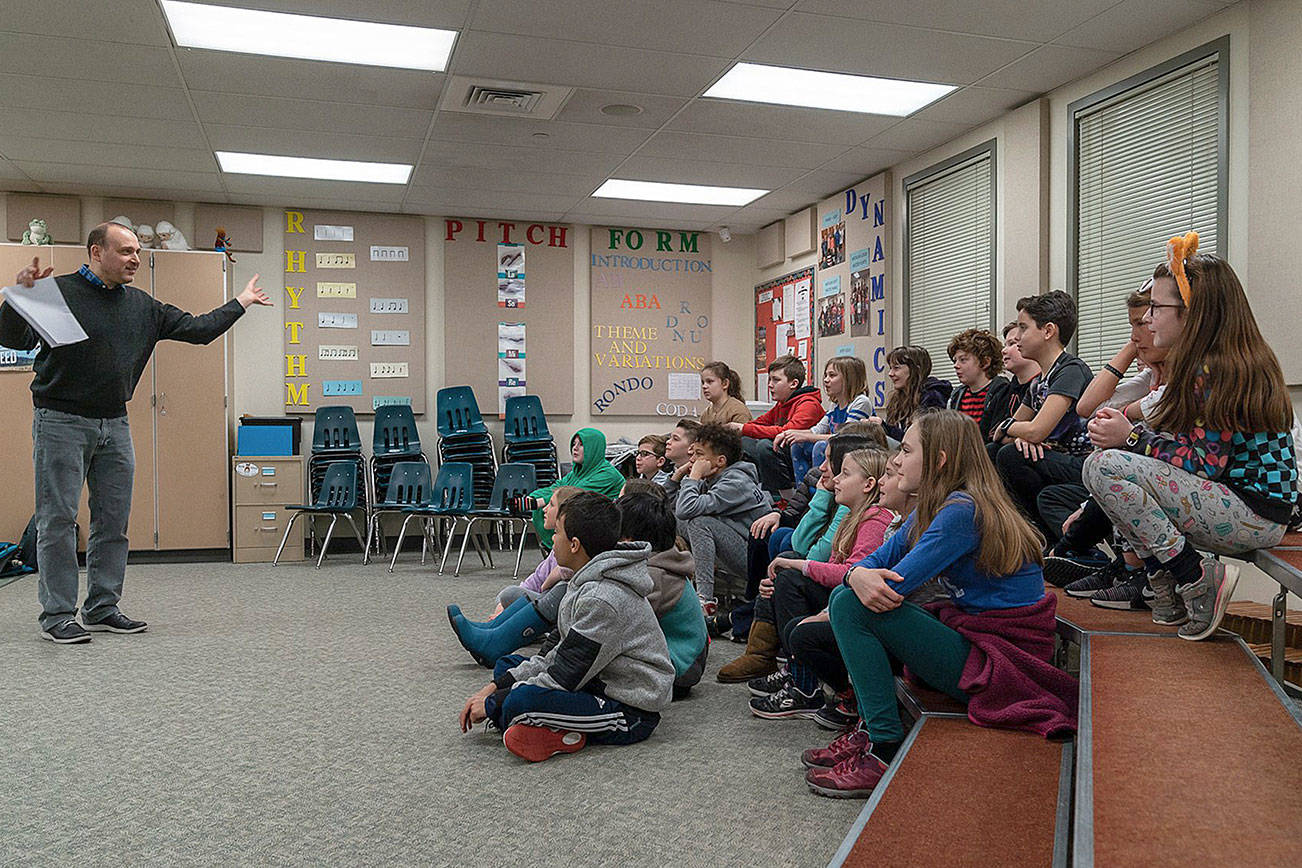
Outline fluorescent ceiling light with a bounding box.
[215,151,412,184]
[161,1,456,71]
[592,179,767,207]
[704,62,955,116]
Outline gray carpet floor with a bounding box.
[0,554,861,867]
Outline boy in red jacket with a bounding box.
[727,355,825,497]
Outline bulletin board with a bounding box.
[816,173,892,408]
[754,266,815,399]
[442,218,575,416]
[281,208,426,415]
[589,226,712,418]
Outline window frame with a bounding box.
[1066,35,1230,359]
[902,138,998,355]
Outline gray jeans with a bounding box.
[679,514,749,602]
[33,408,134,629]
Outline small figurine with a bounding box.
[155,220,190,250]
[136,224,157,248]
[214,227,236,262]
[20,218,51,245]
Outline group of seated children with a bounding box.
[447,235,1297,800]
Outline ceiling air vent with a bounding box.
[439,76,574,119]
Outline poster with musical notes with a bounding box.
[283,209,425,415]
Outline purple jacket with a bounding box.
[520,551,573,594]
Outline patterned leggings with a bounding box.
[1082,449,1285,562]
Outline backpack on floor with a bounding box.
[17,515,37,572]
[0,542,33,579]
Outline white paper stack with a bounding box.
[1,277,88,347]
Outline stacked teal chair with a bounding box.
[501,395,559,489]
[307,406,367,558]
[435,386,498,509]
[367,404,424,558]
[364,460,435,571]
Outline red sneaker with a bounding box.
[503,724,587,762]
[805,747,888,798]
[801,727,869,769]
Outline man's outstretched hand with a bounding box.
[16,256,53,288]
[236,272,272,308]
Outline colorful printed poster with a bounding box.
[498,322,526,415]
[820,214,845,269]
[818,294,845,337]
[498,244,525,308]
[850,267,872,337]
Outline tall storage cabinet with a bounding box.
[0,242,230,551]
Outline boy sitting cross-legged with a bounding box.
[458,492,675,762]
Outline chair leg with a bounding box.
[455,518,477,577]
[272,512,301,566]
[440,518,459,575]
[363,514,375,566]
[512,519,528,579]
[316,515,339,569]
[391,513,416,573]
[478,531,494,568]
[345,513,366,562]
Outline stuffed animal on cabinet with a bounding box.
[213,227,236,262]
[135,224,157,249]
[154,220,190,250]
[20,218,51,245]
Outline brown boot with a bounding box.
[717,620,779,683]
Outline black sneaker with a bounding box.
[814,695,859,731]
[706,611,732,640]
[83,612,148,634]
[1089,571,1150,610]
[40,619,91,644]
[1044,548,1111,587]
[750,685,824,719]
[1064,558,1129,597]
[748,667,791,697]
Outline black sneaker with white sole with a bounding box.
[40,619,91,644]
[748,667,791,697]
[1043,548,1111,587]
[83,612,148,634]
[750,685,824,719]
[1064,558,1130,598]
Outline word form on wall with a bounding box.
[282,209,425,414]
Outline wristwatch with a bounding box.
[842,565,856,587]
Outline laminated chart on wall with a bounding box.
[282,208,426,415]
[754,267,815,398]
[498,243,525,308]
[589,227,712,417]
[498,322,526,416]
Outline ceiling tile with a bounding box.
[15,163,224,192]
[405,167,603,196]
[1053,0,1223,53]
[815,144,921,175]
[912,86,1037,125]
[191,91,435,138]
[779,169,876,195]
[230,194,402,213]
[403,187,583,214]
[221,176,407,204]
[565,200,734,227]
[0,158,33,181]
[0,112,205,150]
[2,138,217,173]
[637,131,844,169]
[414,141,626,179]
[177,50,443,108]
[199,0,474,28]
[611,156,808,189]
[668,101,898,146]
[0,33,181,87]
[0,0,172,45]
[204,125,424,164]
[556,89,689,129]
[860,118,976,153]
[451,31,730,97]
[427,114,652,155]
[742,189,822,211]
[38,183,227,204]
[976,43,1121,92]
[792,0,1120,44]
[743,13,1036,85]
[0,74,195,121]
[469,0,781,56]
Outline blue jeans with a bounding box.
[789,440,828,486]
[767,526,795,560]
[32,408,134,630]
[487,655,661,745]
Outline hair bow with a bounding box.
[1164,231,1199,305]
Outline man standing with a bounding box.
[0,221,271,644]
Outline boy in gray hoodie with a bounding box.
[675,423,773,613]
[459,493,675,762]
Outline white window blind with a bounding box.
[1075,55,1221,372]
[905,151,994,372]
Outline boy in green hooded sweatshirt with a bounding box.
[523,428,626,548]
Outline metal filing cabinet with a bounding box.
[232,456,304,563]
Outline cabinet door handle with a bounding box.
[256,526,278,532]
[255,481,278,487]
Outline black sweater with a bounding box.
[0,271,244,418]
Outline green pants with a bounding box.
[828,586,972,743]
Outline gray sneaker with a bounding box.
[1147,569,1188,626]
[1177,559,1239,641]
